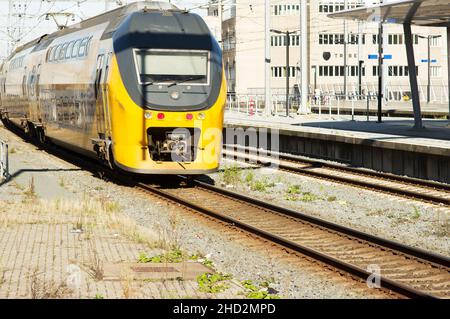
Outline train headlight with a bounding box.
[144,112,152,119]
[170,91,180,100]
[197,112,206,120]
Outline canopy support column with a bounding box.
[404,23,423,129]
[447,26,450,124]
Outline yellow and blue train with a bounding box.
[0,1,226,175]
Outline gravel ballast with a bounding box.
[209,158,449,257]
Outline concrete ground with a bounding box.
[0,125,246,299]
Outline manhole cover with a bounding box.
[131,266,178,273]
[103,262,212,281]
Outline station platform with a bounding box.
[309,100,449,119]
[223,112,450,183]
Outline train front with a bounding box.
[110,6,226,174]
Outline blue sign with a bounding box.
[368,54,392,60]
[421,59,437,63]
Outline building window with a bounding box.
[272,4,300,16]
[430,36,441,47]
[431,66,441,77]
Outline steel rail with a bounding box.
[138,180,448,299]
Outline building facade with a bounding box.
[206,0,448,101]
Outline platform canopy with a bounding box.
[329,0,450,129]
[329,0,450,27]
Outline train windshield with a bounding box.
[134,49,209,85]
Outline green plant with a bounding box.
[247,290,280,299]
[202,258,214,268]
[94,294,104,299]
[251,178,275,192]
[245,171,254,184]
[411,207,421,220]
[222,166,242,185]
[300,192,319,202]
[138,249,184,264]
[286,185,301,195]
[189,254,214,268]
[241,280,280,299]
[9,147,16,154]
[327,196,337,202]
[197,273,232,293]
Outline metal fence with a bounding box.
[247,81,449,104]
[0,140,9,181]
[226,92,380,119]
[226,91,448,120]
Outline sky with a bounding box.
[0,0,405,60]
[0,0,210,59]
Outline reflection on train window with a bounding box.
[72,39,81,58]
[78,38,89,57]
[60,43,69,60]
[54,46,62,61]
[66,41,74,59]
[134,49,209,85]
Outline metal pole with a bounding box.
[314,66,317,92]
[404,23,423,129]
[377,22,383,123]
[447,27,450,123]
[427,35,431,103]
[218,0,223,47]
[358,21,363,97]
[343,0,348,99]
[300,0,308,114]
[358,60,363,97]
[264,0,271,116]
[286,31,290,117]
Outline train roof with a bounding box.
[6,1,182,60]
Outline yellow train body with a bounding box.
[108,56,226,174]
[0,2,226,175]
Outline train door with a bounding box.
[34,64,41,120]
[102,52,112,138]
[94,54,106,138]
[95,52,112,138]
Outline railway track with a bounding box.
[222,144,450,206]
[138,179,450,299]
[5,124,449,298]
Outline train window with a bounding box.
[54,45,62,61]
[85,36,93,57]
[72,39,81,58]
[66,41,75,59]
[35,64,41,97]
[46,48,51,62]
[134,49,209,85]
[49,46,56,62]
[59,43,69,60]
[78,38,89,57]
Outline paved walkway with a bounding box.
[0,125,245,299]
